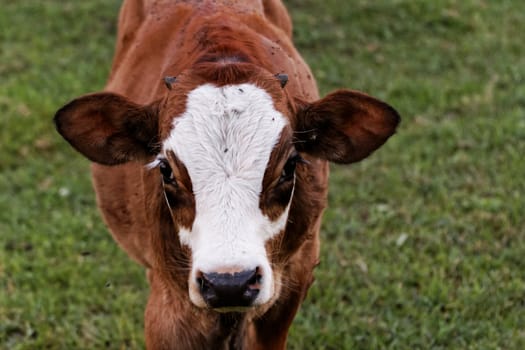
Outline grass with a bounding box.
[1,0,524,349]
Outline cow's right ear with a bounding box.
[54,92,160,165]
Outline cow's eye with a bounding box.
[279,153,303,184]
[159,159,174,184]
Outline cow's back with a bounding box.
[106,0,317,102]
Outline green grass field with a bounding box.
[1,0,524,349]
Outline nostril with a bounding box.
[196,277,205,291]
[196,271,211,292]
[247,273,257,285]
[247,267,263,289]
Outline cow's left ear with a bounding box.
[294,89,400,163]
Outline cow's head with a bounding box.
[54,63,399,312]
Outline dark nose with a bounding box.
[197,268,261,308]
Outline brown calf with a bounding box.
[54,0,400,348]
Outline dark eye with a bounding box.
[279,153,303,184]
[159,159,174,184]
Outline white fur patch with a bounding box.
[162,83,289,307]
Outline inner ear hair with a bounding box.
[54,92,161,165]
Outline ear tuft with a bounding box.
[54,92,160,165]
[294,89,400,163]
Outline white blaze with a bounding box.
[163,83,289,307]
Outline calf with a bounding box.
[54,0,400,348]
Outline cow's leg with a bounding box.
[145,270,236,350]
[144,270,204,350]
[243,277,312,349]
[244,238,319,350]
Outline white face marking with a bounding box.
[163,83,289,307]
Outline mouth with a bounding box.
[211,305,254,313]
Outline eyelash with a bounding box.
[279,153,306,184]
[159,159,175,184]
[157,153,305,187]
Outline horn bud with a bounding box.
[275,73,288,88]
[163,76,177,90]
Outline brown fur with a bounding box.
[259,127,295,221]
[54,1,400,348]
[100,3,323,348]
